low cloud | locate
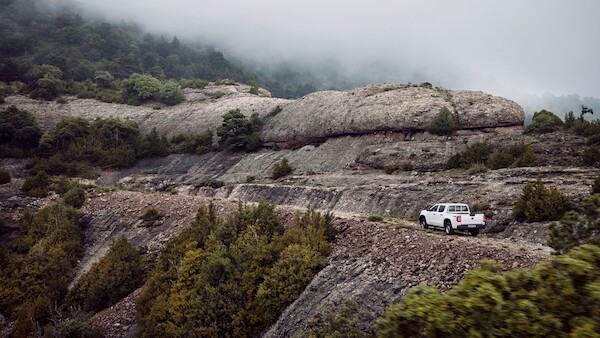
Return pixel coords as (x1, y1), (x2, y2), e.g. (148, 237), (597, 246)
(73, 0), (600, 102)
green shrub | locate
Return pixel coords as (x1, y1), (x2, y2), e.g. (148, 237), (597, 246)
(525, 109), (563, 133)
(67, 236), (144, 313)
(583, 145), (600, 166)
(63, 186), (86, 208)
(0, 204), (83, 336)
(179, 79), (208, 89)
(512, 178), (572, 222)
(401, 162), (414, 171)
(367, 215), (384, 222)
(136, 203), (332, 337)
(170, 130), (213, 154)
(383, 165), (395, 174)
(592, 176), (600, 194)
(245, 175), (256, 183)
(487, 151), (513, 169)
(272, 158), (292, 179)
(96, 89), (123, 103)
(377, 245), (600, 337)
(0, 105), (42, 155)
(249, 86), (259, 95)
(22, 172), (50, 197)
(467, 162), (488, 174)
(216, 109), (262, 152)
(159, 80), (185, 105)
(583, 194), (600, 217)
(548, 212), (600, 254)
(429, 106), (456, 136)
(197, 178), (225, 189)
(446, 142), (490, 169)
(269, 105), (282, 117)
(515, 147), (538, 167)
(0, 167), (10, 184)
(141, 208), (161, 222)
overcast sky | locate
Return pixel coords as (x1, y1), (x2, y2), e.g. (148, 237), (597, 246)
(74, 0), (600, 99)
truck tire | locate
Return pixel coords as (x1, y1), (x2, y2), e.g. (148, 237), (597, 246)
(470, 229), (480, 236)
(419, 216), (428, 229)
(444, 220), (454, 235)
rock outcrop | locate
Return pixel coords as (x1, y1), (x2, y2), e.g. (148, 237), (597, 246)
(3, 83), (523, 146)
(261, 84), (524, 145)
(2, 84), (289, 137)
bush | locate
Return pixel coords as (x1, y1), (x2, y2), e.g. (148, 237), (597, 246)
(136, 203), (332, 337)
(216, 109), (262, 152)
(428, 106), (456, 136)
(159, 80), (185, 105)
(383, 165), (395, 174)
(377, 245), (600, 337)
(197, 178), (225, 189)
(0, 167), (10, 184)
(593, 176), (600, 194)
(487, 151), (513, 169)
(67, 236), (144, 313)
(63, 186), (86, 208)
(467, 162), (488, 174)
(548, 212), (600, 254)
(512, 178), (572, 222)
(272, 158), (292, 179)
(583, 194), (600, 217)
(179, 79), (208, 89)
(140, 208), (161, 222)
(583, 145), (600, 166)
(0, 105), (42, 155)
(525, 109), (563, 133)
(446, 142), (490, 169)
(22, 172), (50, 197)
(269, 105), (282, 117)
(367, 215), (384, 222)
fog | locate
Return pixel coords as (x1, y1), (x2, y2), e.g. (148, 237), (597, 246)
(74, 0), (600, 106)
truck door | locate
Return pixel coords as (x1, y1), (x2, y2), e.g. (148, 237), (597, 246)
(433, 205), (446, 226)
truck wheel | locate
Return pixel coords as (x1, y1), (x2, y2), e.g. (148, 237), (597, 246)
(470, 229), (480, 237)
(420, 217), (428, 229)
(444, 220), (454, 235)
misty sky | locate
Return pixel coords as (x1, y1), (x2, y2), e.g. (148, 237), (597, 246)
(75, 0), (600, 99)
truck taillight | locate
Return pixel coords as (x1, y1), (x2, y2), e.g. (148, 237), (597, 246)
(484, 214), (487, 222)
(457, 215), (461, 222)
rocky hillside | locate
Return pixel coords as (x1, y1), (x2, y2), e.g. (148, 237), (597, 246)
(1, 83), (594, 337)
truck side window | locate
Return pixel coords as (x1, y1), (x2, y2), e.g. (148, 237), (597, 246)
(461, 206), (468, 212)
(449, 206), (455, 212)
(429, 205), (438, 212)
(438, 206), (445, 212)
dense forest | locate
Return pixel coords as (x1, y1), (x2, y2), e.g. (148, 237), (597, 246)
(0, 0), (318, 99)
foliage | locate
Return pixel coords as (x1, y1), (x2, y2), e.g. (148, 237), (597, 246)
(593, 175), (600, 194)
(159, 80), (185, 106)
(512, 178), (572, 222)
(63, 186), (86, 208)
(22, 171), (50, 197)
(272, 157), (293, 179)
(548, 212), (600, 254)
(368, 215), (384, 222)
(137, 127), (170, 158)
(525, 109), (564, 133)
(169, 130), (214, 154)
(445, 142), (490, 169)
(0, 105), (42, 157)
(269, 105), (283, 117)
(140, 208), (161, 222)
(67, 236), (144, 313)
(0, 203), (83, 336)
(428, 106), (456, 136)
(377, 245), (600, 337)
(583, 145), (600, 166)
(197, 178), (225, 189)
(28, 64), (64, 100)
(0, 167), (10, 184)
(216, 109), (262, 151)
(136, 202), (332, 337)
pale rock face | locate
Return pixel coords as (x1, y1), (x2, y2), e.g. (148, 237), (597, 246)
(261, 84), (525, 144)
(2, 82), (524, 146)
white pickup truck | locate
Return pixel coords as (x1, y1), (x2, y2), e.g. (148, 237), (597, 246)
(419, 203), (486, 236)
